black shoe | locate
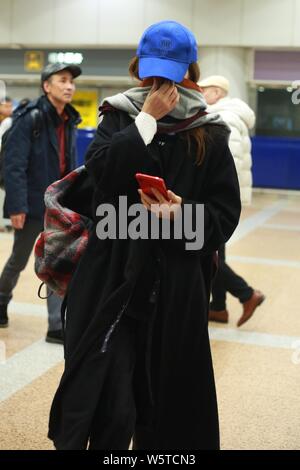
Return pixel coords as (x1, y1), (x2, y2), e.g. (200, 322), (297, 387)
(45, 329), (64, 345)
(0, 304), (8, 328)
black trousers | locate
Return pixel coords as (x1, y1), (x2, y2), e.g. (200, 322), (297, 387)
(210, 244), (253, 311)
(0, 218), (62, 330)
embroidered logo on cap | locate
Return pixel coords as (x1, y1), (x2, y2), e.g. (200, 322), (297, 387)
(160, 38), (172, 56)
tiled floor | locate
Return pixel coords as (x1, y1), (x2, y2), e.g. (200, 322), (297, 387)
(0, 190), (300, 450)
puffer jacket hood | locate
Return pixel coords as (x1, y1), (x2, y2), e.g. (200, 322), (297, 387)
(207, 97), (255, 130)
(205, 96), (255, 206)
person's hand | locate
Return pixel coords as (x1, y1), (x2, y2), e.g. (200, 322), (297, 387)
(10, 213), (26, 230)
(141, 78), (180, 120)
(138, 187), (182, 220)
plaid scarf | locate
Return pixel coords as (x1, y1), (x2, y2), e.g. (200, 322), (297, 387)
(34, 166), (91, 297)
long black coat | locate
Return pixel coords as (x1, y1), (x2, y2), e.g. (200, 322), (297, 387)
(48, 109), (241, 450)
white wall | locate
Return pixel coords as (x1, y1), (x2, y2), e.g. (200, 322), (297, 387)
(1, 0), (300, 48)
(0, 0), (295, 107)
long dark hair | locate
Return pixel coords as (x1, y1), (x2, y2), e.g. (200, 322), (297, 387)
(129, 57), (207, 165)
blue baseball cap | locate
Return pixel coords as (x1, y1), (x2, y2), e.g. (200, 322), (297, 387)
(137, 20), (198, 83)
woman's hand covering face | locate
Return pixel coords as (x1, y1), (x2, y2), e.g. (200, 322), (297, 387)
(141, 78), (180, 120)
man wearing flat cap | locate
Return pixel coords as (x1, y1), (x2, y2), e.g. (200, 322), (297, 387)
(0, 63), (81, 343)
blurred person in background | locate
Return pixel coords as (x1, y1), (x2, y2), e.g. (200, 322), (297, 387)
(0, 64), (81, 344)
(16, 97), (31, 110)
(0, 98), (31, 147)
(0, 97), (13, 232)
(0, 96), (13, 144)
(199, 75), (265, 327)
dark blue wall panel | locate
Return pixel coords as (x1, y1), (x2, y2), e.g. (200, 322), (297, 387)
(76, 129), (95, 167)
(251, 136), (300, 190)
(76, 132), (300, 190)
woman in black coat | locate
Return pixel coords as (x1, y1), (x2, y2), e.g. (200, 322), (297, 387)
(48, 21), (241, 450)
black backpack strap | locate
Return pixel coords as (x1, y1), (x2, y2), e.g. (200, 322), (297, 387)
(30, 108), (42, 139)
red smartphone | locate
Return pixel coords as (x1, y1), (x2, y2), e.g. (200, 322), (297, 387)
(135, 173), (169, 200)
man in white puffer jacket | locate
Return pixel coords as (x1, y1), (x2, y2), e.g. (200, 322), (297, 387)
(199, 75), (254, 205)
(199, 75), (265, 326)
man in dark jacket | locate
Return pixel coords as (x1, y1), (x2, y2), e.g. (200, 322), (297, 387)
(0, 63), (81, 343)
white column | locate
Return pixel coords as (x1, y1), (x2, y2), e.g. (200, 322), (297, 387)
(198, 46), (250, 103)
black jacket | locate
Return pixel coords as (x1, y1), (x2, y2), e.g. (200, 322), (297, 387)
(48, 109), (241, 450)
(3, 96), (81, 220)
